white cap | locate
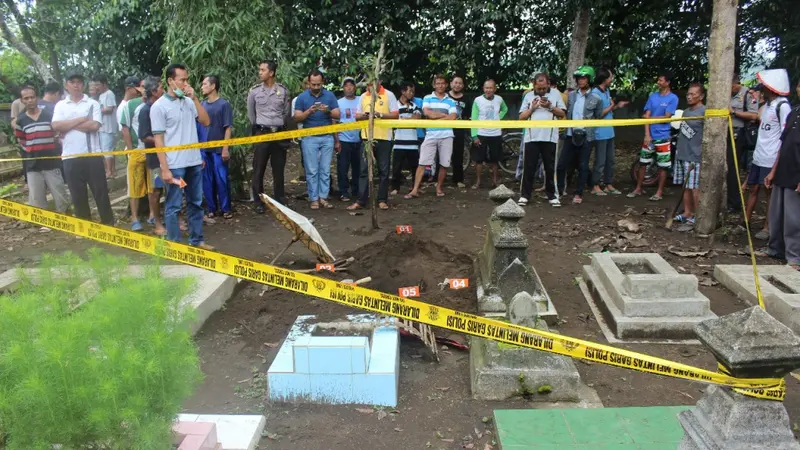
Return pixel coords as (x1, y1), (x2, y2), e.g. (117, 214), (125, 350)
(756, 69), (790, 96)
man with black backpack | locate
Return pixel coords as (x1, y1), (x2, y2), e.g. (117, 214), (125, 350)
(743, 69), (792, 241)
(727, 73), (759, 213)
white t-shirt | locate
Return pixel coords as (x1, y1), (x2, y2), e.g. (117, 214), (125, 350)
(752, 97), (791, 168)
(472, 95), (507, 137)
(116, 99), (129, 130)
(52, 95), (103, 159)
(150, 94), (202, 169)
(98, 89), (117, 134)
(520, 89), (566, 144)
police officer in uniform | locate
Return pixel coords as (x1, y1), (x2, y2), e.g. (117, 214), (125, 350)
(247, 59), (291, 211)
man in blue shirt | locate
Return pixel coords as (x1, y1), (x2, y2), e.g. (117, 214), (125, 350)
(628, 72), (679, 201)
(200, 75), (234, 219)
(334, 77), (360, 202)
(293, 70), (341, 209)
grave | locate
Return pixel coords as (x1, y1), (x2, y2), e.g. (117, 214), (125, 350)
(176, 414), (266, 450)
(714, 264), (800, 335)
(677, 306), (800, 449)
(493, 406), (691, 448)
(475, 185), (558, 325)
(267, 314), (399, 406)
(0, 265), (235, 335)
(580, 252), (716, 340)
(470, 189), (599, 405)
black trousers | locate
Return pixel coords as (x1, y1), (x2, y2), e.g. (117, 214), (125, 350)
(523, 141), (556, 200)
(392, 149), (419, 190)
(63, 156), (114, 225)
(252, 129), (287, 205)
(726, 128), (746, 211)
(451, 130), (465, 183)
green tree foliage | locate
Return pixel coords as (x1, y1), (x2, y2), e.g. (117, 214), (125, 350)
(0, 251), (203, 449)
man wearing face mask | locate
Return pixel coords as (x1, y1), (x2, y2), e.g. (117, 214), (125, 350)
(150, 63), (213, 250)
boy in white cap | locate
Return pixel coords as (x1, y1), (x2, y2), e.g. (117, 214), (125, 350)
(743, 68), (792, 241)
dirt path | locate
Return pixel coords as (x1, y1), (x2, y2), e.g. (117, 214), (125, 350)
(1, 151), (797, 449)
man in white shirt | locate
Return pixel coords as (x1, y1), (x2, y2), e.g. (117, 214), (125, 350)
(52, 70), (115, 225)
(92, 74), (118, 178)
(518, 73), (566, 207)
(744, 69), (792, 241)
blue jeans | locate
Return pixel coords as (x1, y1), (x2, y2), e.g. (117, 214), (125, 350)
(338, 141), (361, 198)
(301, 134), (334, 201)
(202, 151), (231, 214)
(165, 164), (204, 245)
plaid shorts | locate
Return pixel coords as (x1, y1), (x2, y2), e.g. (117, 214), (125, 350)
(639, 138), (671, 168)
(673, 160), (701, 189)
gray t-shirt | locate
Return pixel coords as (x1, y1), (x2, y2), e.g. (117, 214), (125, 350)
(676, 105), (706, 163)
(150, 94), (202, 169)
(98, 90), (117, 134)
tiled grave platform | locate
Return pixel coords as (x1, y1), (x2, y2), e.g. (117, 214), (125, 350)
(267, 314), (399, 406)
(494, 406), (690, 449)
(581, 253), (715, 340)
(714, 264), (800, 335)
(0, 265), (234, 335)
(176, 414), (265, 450)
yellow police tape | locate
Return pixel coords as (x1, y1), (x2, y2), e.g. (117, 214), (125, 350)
(0, 109), (729, 163)
(0, 197), (785, 401)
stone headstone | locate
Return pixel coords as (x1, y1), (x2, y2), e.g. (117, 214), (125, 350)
(678, 306), (800, 449)
(694, 306), (800, 379)
(488, 184), (515, 206)
(508, 291), (538, 328)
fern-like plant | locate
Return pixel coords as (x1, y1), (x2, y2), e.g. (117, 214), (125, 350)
(0, 250), (203, 449)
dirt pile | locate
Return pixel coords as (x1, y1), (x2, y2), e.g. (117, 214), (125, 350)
(338, 232), (477, 313)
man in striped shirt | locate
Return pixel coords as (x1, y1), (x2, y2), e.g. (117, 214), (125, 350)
(14, 85), (69, 213)
(405, 74), (458, 199)
(391, 82), (422, 195)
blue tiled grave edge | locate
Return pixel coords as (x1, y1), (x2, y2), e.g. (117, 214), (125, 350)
(267, 314), (399, 406)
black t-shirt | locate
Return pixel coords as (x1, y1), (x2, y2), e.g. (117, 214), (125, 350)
(137, 101), (160, 169)
(773, 107), (800, 189)
(449, 92), (471, 136)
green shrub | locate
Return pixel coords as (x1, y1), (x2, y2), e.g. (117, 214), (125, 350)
(0, 250), (203, 449)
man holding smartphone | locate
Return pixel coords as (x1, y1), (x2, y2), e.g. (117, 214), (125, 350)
(293, 69), (340, 210)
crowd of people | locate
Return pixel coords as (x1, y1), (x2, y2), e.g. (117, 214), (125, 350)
(7, 61), (800, 268)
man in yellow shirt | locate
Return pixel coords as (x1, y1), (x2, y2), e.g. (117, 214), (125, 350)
(347, 81), (399, 211)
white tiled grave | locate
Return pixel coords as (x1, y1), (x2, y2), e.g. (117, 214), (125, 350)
(0, 265), (235, 335)
(267, 314), (400, 406)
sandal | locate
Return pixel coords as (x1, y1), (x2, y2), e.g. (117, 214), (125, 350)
(404, 192), (419, 200)
(310, 201), (320, 210)
(206, 212), (216, 219)
(572, 196), (583, 204)
(436, 191), (446, 197)
(604, 187), (622, 195)
(223, 212), (234, 219)
(319, 199), (333, 209)
(378, 202), (389, 210)
(649, 194), (663, 201)
(626, 190), (644, 198)
(592, 190), (608, 196)
(673, 214), (688, 223)
(471, 184), (479, 190)
(340, 195), (351, 202)
(346, 203), (363, 210)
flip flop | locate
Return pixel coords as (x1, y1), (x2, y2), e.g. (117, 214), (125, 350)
(592, 191), (608, 196)
(572, 196), (583, 204)
(346, 203), (363, 210)
(310, 201), (320, 210)
(378, 202), (389, 210)
(648, 194), (663, 201)
(223, 212), (234, 219)
(626, 191), (644, 198)
(436, 191), (446, 197)
(605, 188), (622, 195)
(404, 192), (419, 199)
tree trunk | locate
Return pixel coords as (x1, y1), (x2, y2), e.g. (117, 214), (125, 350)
(0, 14), (54, 82)
(696, 0), (738, 235)
(565, 8), (590, 90)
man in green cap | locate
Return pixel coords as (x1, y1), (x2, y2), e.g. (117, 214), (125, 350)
(556, 65), (594, 205)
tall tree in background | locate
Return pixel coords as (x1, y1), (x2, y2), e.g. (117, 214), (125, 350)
(696, 0), (738, 235)
(565, 7), (591, 89)
(0, 0), (55, 82)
